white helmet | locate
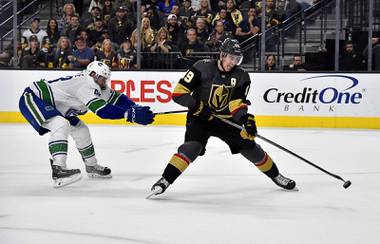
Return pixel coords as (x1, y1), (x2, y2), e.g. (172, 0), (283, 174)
(86, 61), (111, 82)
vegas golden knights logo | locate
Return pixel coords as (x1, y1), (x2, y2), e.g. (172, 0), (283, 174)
(208, 84), (232, 111)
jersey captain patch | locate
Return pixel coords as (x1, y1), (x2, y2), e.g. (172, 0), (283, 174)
(208, 84), (233, 112)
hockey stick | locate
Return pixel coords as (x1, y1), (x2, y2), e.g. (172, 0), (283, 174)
(213, 114), (352, 189)
(153, 110), (188, 115)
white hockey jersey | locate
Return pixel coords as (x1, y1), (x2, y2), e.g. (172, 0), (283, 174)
(29, 72), (121, 117)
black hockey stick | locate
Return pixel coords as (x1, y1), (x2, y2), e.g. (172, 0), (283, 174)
(213, 114), (352, 189)
(153, 110), (188, 115)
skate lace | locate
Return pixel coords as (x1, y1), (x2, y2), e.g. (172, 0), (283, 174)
(274, 174), (290, 185)
(154, 178), (170, 189)
(92, 164), (105, 170)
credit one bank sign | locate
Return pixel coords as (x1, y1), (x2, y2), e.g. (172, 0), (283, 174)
(254, 74), (368, 115)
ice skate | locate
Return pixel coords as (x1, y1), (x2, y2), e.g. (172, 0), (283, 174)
(147, 177), (170, 199)
(50, 159), (82, 188)
(85, 164), (112, 178)
(272, 173), (298, 191)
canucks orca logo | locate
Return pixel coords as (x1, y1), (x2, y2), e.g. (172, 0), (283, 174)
(209, 84), (232, 111)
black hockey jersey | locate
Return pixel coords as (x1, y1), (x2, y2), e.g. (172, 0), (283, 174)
(172, 59), (251, 121)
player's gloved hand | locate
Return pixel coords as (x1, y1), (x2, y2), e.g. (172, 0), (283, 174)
(239, 114), (257, 141)
(189, 100), (212, 121)
(125, 105), (155, 125)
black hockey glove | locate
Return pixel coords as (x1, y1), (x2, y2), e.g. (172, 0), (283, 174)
(189, 100), (212, 121)
(125, 105), (155, 125)
(239, 114), (257, 141)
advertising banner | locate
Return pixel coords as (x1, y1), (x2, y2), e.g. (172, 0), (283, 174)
(1, 70), (379, 128)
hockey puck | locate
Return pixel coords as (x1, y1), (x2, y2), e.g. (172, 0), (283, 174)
(343, 180), (352, 189)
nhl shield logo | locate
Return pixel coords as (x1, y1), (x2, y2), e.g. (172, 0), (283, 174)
(208, 84), (232, 111)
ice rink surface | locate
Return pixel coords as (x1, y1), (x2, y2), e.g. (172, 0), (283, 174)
(0, 124), (379, 244)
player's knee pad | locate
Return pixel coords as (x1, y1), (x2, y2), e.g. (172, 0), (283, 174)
(240, 144), (266, 164)
(177, 141), (203, 162)
(44, 116), (71, 138)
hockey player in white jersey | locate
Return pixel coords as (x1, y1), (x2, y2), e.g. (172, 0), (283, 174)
(19, 61), (155, 187)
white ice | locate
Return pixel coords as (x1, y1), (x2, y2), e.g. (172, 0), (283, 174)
(0, 124), (379, 244)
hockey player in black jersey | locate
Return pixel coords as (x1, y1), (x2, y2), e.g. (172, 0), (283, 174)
(149, 38), (296, 197)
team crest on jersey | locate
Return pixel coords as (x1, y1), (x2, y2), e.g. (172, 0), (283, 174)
(208, 84), (232, 111)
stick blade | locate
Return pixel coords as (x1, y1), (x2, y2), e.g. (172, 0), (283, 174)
(343, 180), (352, 189)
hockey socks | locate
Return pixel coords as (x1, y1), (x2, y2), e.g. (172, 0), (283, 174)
(254, 152), (279, 178)
(162, 153), (191, 184)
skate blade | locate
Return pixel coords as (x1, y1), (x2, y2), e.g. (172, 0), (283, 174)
(146, 188), (162, 199)
(283, 186), (299, 192)
(53, 174), (82, 188)
(87, 173), (112, 179)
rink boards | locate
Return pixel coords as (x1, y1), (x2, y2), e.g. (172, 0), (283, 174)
(1, 70), (379, 129)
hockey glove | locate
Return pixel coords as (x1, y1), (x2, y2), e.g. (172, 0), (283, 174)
(125, 105), (155, 125)
(189, 100), (212, 121)
(240, 114), (257, 141)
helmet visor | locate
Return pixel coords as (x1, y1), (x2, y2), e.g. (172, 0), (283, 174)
(225, 53), (243, 66)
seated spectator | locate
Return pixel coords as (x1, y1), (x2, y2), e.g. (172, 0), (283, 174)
(212, 7), (235, 33)
(63, 15), (83, 44)
(0, 43), (13, 67)
(150, 27), (175, 68)
(235, 7), (260, 42)
(166, 14), (185, 47)
(108, 6), (134, 45)
(363, 34), (380, 71)
(339, 40), (366, 71)
(46, 18), (60, 48)
(88, 0), (103, 13)
(145, 5), (161, 31)
(89, 16), (106, 47)
(226, 0), (243, 28)
(60, 3), (77, 31)
(265, 54), (277, 71)
(92, 29), (114, 53)
(41, 37), (54, 67)
(206, 20), (232, 52)
(179, 0), (195, 28)
(96, 38), (118, 69)
(117, 37), (137, 70)
(22, 17), (48, 46)
(195, 17), (210, 43)
(52, 36), (73, 69)
(256, 0), (281, 28)
(71, 36), (95, 69)
(103, 0), (116, 25)
(82, 6), (101, 29)
(150, 27), (174, 53)
(170, 2), (181, 17)
(9, 45), (23, 68)
(180, 27), (208, 56)
(20, 35), (46, 68)
(130, 17), (155, 52)
(79, 29), (93, 48)
(286, 54), (307, 71)
(193, 0), (214, 29)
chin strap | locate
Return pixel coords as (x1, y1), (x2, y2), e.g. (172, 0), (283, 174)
(218, 59), (227, 72)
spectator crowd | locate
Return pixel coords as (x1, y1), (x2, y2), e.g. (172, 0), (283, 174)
(0, 0), (379, 71)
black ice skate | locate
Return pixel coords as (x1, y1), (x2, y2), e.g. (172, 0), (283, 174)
(85, 164), (112, 178)
(50, 159), (82, 188)
(146, 177), (170, 199)
(272, 173), (298, 191)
